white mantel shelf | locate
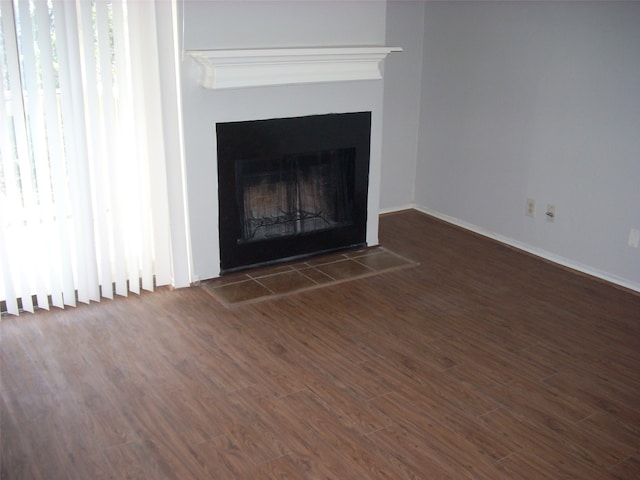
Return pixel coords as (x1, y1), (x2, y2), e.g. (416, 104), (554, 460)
(186, 46), (403, 90)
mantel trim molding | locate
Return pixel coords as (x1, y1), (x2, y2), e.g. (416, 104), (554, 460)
(186, 46), (403, 90)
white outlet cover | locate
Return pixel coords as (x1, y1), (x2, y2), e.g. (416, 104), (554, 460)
(526, 199), (535, 217)
(628, 228), (640, 248)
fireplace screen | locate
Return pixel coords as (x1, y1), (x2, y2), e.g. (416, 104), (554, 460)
(237, 149), (355, 243)
(217, 112), (370, 272)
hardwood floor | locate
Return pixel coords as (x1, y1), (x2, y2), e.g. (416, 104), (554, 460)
(2, 209), (639, 479)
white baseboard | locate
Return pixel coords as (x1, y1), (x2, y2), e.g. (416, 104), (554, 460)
(379, 204), (417, 216)
(382, 205), (640, 294)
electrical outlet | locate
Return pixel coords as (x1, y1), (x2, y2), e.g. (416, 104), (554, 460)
(545, 204), (556, 222)
(525, 198), (535, 218)
(629, 228), (640, 248)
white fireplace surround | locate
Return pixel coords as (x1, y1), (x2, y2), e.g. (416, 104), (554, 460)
(186, 46), (402, 89)
(182, 44), (398, 280)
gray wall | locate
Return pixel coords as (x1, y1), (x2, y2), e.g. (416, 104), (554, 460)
(412, 1), (640, 288)
(381, 0), (424, 210)
(183, 0), (386, 49)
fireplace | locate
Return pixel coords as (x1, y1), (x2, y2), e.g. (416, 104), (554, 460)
(217, 112), (371, 273)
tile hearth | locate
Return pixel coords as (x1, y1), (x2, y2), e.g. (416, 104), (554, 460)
(201, 246), (417, 306)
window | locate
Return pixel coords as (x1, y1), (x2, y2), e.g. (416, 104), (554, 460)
(0, 0), (174, 315)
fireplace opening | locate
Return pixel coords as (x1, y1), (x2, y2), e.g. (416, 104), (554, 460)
(217, 112), (371, 273)
(237, 148), (356, 243)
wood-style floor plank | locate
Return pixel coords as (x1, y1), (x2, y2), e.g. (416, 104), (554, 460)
(2, 209), (639, 479)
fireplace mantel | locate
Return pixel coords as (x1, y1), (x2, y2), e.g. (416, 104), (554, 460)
(186, 46), (402, 89)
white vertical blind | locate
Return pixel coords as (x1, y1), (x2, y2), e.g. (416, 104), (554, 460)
(0, 0), (173, 316)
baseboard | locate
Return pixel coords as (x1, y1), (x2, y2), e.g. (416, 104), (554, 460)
(384, 205), (640, 294)
(379, 204), (417, 216)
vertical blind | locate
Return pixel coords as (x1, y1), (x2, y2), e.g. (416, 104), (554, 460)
(0, 0), (172, 316)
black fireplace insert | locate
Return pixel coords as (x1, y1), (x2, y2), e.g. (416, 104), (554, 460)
(217, 112), (371, 273)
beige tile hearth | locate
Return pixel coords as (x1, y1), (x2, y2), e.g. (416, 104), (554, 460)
(257, 270), (318, 295)
(202, 246), (418, 306)
(210, 279), (272, 304)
